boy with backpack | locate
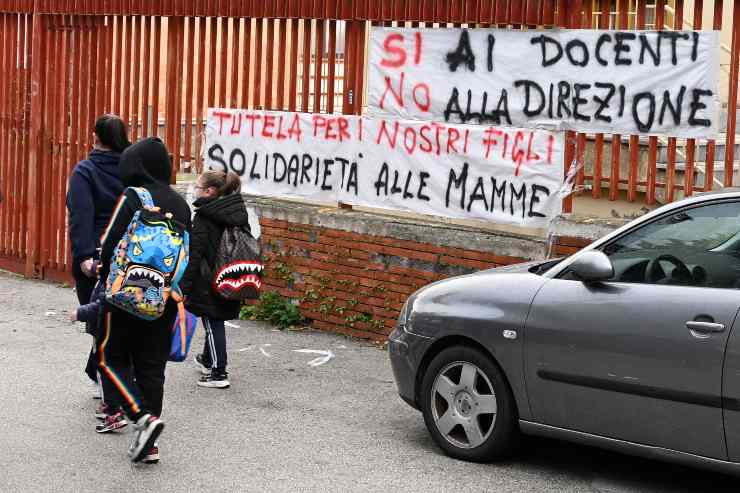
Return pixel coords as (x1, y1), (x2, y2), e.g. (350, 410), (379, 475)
(180, 170), (260, 389)
(97, 137), (191, 463)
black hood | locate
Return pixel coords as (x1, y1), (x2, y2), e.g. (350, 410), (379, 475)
(119, 137), (172, 187)
(194, 193), (249, 227)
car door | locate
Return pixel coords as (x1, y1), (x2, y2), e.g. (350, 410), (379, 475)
(524, 199), (740, 460)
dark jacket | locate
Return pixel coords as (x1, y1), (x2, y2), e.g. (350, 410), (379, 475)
(99, 138), (192, 284)
(76, 281), (105, 336)
(180, 193), (250, 320)
(66, 149), (124, 262)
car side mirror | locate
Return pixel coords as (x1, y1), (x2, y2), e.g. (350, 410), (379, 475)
(569, 251), (614, 282)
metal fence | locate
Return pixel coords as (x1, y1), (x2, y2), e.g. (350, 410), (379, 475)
(0, 0), (737, 280)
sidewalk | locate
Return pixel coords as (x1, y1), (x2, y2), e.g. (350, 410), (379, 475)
(0, 270), (732, 493)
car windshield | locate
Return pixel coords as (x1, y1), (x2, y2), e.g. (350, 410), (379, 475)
(604, 202), (740, 255)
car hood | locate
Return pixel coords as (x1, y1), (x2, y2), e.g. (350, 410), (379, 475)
(406, 264), (550, 339)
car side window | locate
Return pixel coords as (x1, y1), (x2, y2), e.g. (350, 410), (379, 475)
(595, 201), (740, 288)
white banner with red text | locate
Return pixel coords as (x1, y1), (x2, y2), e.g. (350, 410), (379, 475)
(205, 108), (565, 228)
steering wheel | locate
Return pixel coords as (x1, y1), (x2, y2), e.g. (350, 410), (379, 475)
(645, 254), (692, 284)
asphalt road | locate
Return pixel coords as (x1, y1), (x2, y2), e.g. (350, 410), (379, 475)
(0, 270), (737, 493)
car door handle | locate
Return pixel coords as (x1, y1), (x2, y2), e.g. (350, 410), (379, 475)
(686, 321), (726, 333)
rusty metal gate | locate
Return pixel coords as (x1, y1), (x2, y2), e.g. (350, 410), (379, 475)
(0, 0), (738, 281)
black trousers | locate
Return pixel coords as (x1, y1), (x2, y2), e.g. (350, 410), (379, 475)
(201, 317), (227, 374)
(73, 262), (98, 383)
(98, 304), (174, 420)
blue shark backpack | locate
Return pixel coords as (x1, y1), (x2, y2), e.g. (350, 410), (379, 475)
(105, 187), (190, 321)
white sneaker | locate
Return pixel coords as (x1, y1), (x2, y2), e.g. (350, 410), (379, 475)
(197, 373), (230, 389)
(128, 414), (165, 463)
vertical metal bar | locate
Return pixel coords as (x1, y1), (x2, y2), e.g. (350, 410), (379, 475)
(289, 17), (299, 111)
(94, 17), (105, 120)
(18, 13), (30, 263)
(704, 0), (719, 192)
(666, 138), (677, 201)
(35, 16), (53, 264)
(241, 16), (252, 109)
(207, 15), (217, 110)
(353, 20), (365, 115)
(165, 14), (177, 153)
(151, 15), (162, 137)
(608, 0), (625, 202)
(85, 18), (96, 151)
(265, 17), (274, 109)
(326, 19), (336, 114)
(56, 22), (70, 270)
(173, 15), (184, 178)
(9, 12), (19, 256)
(26, 10), (45, 276)
(141, 15), (151, 136)
(313, 18), (324, 113)
(254, 17), (263, 108)
(195, 15), (207, 172)
(0, 13), (7, 255)
(724, 0), (740, 187)
(217, 16), (228, 108)
(113, 15), (122, 114)
(646, 134), (658, 204)
(105, 14), (114, 112)
(184, 16), (195, 165)
(230, 15), (239, 107)
(121, 15), (130, 124)
(301, 18), (311, 112)
(130, 14), (141, 140)
(276, 18), (286, 110)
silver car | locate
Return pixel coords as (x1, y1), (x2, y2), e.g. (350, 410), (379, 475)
(389, 189), (740, 475)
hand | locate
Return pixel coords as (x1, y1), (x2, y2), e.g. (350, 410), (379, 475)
(69, 310), (78, 322)
(80, 259), (96, 278)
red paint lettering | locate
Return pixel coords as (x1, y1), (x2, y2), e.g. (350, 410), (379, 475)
(313, 115), (327, 137)
(482, 127), (503, 159)
(419, 125), (433, 153)
(376, 120), (400, 149)
(325, 118), (338, 140)
(414, 32), (422, 65)
(513, 131), (526, 176)
(287, 113), (302, 142)
(447, 127), (460, 154)
(525, 132), (540, 162)
(276, 115), (288, 140)
(403, 127), (417, 155)
(337, 117), (351, 142)
(229, 112), (243, 134)
(262, 115), (276, 138)
(213, 110), (232, 135)
(380, 33), (407, 68)
(244, 113), (261, 137)
(547, 135), (554, 163)
(411, 83), (431, 112)
(380, 73), (405, 110)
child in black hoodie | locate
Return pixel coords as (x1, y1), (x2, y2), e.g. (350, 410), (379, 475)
(97, 137), (191, 464)
(180, 170), (249, 389)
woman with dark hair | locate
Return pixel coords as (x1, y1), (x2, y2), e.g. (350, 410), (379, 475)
(66, 114), (130, 393)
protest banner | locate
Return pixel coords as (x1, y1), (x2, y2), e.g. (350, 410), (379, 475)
(368, 27), (720, 138)
(205, 108), (565, 228)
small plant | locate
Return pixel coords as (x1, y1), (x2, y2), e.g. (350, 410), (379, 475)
(240, 291), (303, 330)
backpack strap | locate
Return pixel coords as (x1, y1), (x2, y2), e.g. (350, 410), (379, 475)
(128, 187), (154, 209)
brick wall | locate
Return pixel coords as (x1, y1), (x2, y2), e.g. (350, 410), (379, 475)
(258, 217), (530, 341)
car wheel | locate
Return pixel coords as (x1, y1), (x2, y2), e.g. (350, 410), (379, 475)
(420, 345), (518, 462)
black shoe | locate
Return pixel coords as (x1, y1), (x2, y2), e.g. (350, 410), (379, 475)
(197, 372), (230, 389)
(194, 353), (211, 376)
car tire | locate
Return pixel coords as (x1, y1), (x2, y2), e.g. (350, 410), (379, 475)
(420, 345), (518, 462)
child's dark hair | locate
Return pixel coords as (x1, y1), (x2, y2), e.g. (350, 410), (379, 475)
(200, 170), (241, 196)
(94, 114), (131, 153)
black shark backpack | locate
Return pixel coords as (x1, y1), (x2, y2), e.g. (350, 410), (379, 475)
(211, 224), (263, 300)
